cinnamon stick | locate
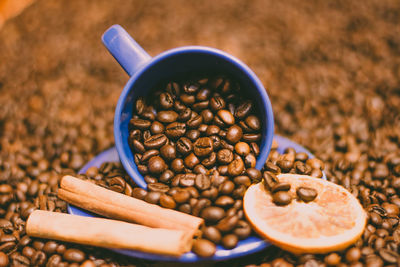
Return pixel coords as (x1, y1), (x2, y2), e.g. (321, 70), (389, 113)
(58, 175), (203, 237)
(26, 210), (192, 256)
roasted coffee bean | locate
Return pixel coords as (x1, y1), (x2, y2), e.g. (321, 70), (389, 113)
(201, 109), (214, 124)
(157, 110), (179, 123)
(159, 92), (174, 109)
(173, 189), (191, 203)
(216, 215), (239, 232)
(159, 194), (176, 209)
(245, 115), (261, 131)
(215, 195), (235, 207)
(205, 125), (220, 136)
(192, 198), (212, 217)
(186, 186), (200, 198)
(235, 101), (252, 119)
(132, 140), (146, 153)
(196, 88), (211, 101)
(200, 206), (225, 222)
(228, 157), (245, 176)
(141, 149), (159, 163)
(211, 174), (228, 187)
(184, 153), (200, 169)
(217, 149), (234, 164)
(246, 168), (262, 183)
(273, 191), (292, 206)
(217, 110), (235, 125)
(43, 241), (58, 254)
(203, 226), (222, 244)
(378, 248), (398, 263)
(63, 249), (85, 263)
(177, 137), (193, 155)
(0, 252), (8, 267)
(226, 125), (243, 144)
(345, 247), (361, 262)
(235, 142), (251, 156)
(150, 121), (165, 134)
(148, 156), (167, 174)
(232, 185), (247, 199)
(271, 182), (291, 193)
(144, 191), (161, 204)
(160, 144), (176, 161)
(187, 115), (203, 129)
(242, 133), (261, 142)
(171, 158), (185, 173)
(264, 171), (279, 190)
(165, 122), (186, 139)
(195, 174), (211, 191)
(221, 234), (238, 249)
(130, 118), (151, 130)
(194, 164), (207, 174)
(219, 180), (235, 195)
(144, 134), (168, 149)
(178, 107), (192, 122)
(144, 175), (157, 184)
(192, 239), (216, 258)
(209, 96), (226, 111)
(186, 129), (201, 141)
(233, 175), (252, 187)
(148, 183), (169, 193)
(234, 220), (252, 240)
(296, 187), (318, 202)
(193, 137), (213, 157)
(201, 187), (219, 200)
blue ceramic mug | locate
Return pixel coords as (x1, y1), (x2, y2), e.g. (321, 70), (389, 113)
(102, 25), (274, 189)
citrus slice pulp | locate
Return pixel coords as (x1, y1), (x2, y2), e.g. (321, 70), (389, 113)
(243, 174), (367, 254)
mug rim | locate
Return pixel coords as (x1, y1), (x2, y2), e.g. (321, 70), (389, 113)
(114, 45), (274, 189)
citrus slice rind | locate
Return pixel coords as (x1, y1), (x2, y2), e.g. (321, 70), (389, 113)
(243, 174), (367, 254)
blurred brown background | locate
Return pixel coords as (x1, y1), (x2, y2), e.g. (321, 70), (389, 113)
(0, 0), (399, 266)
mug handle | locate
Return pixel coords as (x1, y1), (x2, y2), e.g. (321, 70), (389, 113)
(102, 25), (151, 77)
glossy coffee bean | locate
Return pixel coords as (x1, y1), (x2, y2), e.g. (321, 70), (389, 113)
(217, 110), (235, 125)
(226, 125), (243, 144)
(234, 220), (252, 240)
(235, 142), (251, 156)
(221, 234), (238, 249)
(271, 182), (291, 193)
(144, 191), (161, 204)
(159, 194), (176, 209)
(193, 137), (213, 157)
(203, 226), (222, 244)
(273, 191), (292, 206)
(216, 215), (239, 232)
(200, 206), (225, 222)
(192, 239), (216, 258)
(160, 144), (176, 161)
(296, 187), (318, 202)
(165, 122), (186, 139)
(144, 134), (168, 149)
(195, 174), (211, 191)
(148, 156), (167, 174)
(63, 249), (85, 263)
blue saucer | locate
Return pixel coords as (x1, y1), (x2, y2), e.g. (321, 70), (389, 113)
(68, 135), (324, 262)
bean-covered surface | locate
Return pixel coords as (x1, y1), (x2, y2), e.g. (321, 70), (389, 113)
(0, 0), (399, 266)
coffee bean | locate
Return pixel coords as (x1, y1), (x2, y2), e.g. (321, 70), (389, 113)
(226, 125), (243, 144)
(200, 206), (225, 222)
(201, 187), (218, 200)
(183, 153), (199, 169)
(132, 140), (145, 154)
(296, 187), (318, 202)
(234, 220), (252, 240)
(235, 142), (251, 156)
(177, 137), (193, 155)
(192, 239), (216, 258)
(378, 248), (398, 263)
(203, 226), (221, 244)
(210, 96), (226, 111)
(165, 122), (186, 139)
(242, 133), (261, 142)
(345, 247), (361, 262)
(130, 118), (151, 130)
(271, 182), (291, 193)
(144, 134), (168, 149)
(150, 121), (165, 134)
(179, 173), (196, 187)
(233, 175), (251, 187)
(43, 241), (58, 254)
(217, 110), (235, 125)
(186, 129), (201, 141)
(0, 252), (8, 267)
(141, 149), (159, 163)
(192, 198), (212, 217)
(178, 107), (192, 122)
(216, 215), (239, 232)
(196, 88), (211, 101)
(244, 115), (261, 131)
(228, 157), (245, 176)
(194, 164), (207, 174)
(217, 149), (234, 164)
(159, 92), (174, 109)
(215, 195), (235, 207)
(156, 110), (179, 123)
(187, 115), (203, 129)
(273, 191), (292, 206)
(171, 158), (185, 173)
(144, 191), (161, 204)
(195, 174), (211, 191)
(63, 249), (85, 263)
(201, 109), (214, 123)
(324, 253), (341, 266)
(159, 194), (176, 209)
(160, 144), (176, 161)
(148, 183), (169, 193)
(148, 156), (167, 174)
(172, 189), (190, 203)
(219, 180), (235, 195)
(193, 137), (213, 157)
(234, 101), (252, 119)
(221, 234), (238, 249)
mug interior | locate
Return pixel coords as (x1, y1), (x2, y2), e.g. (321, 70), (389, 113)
(115, 47), (274, 188)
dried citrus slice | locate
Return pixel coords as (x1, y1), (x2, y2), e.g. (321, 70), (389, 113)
(243, 173), (367, 254)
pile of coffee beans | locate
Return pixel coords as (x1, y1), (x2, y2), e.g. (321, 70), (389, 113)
(129, 74), (262, 182)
